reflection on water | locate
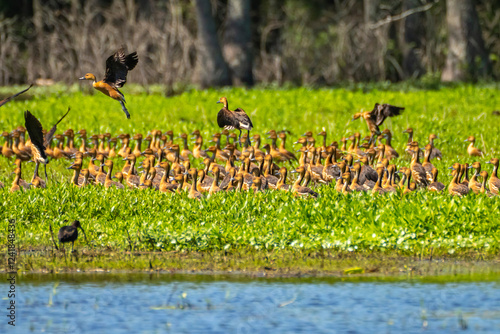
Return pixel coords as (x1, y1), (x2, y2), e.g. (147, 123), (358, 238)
(2, 273), (500, 333)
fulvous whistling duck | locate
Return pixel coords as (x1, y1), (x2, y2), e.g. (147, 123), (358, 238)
(372, 167), (389, 195)
(382, 165), (397, 193)
(291, 166), (318, 198)
(448, 164), (469, 196)
(353, 103), (404, 142)
(422, 144), (435, 183)
(117, 133), (130, 157)
(58, 220), (87, 252)
(220, 167), (237, 190)
(67, 162), (84, 187)
(13, 159), (31, 189)
(428, 168), (445, 192)
(251, 176), (263, 193)
(340, 172), (353, 194)
(461, 163), (470, 187)
(93, 154), (107, 185)
(381, 129), (399, 159)
(208, 166), (222, 195)
(468, 162), (482, 194)
(192, 130), (209, 159)
(10, 168), (25, 192)
(139, 179), (153, 190)
(349, 163), (366, 192)
(278, 131), (298, 162)
(11, 130), (31, 161)
(0, 84), (32, 108)
(465, 136), (483, 157)
(216, 97), (253, 147)
(178, 133), (193, 160)
(406, 141), (428, 187)
(63, 129), (78, 155)
(322, 147), (341, 183)
(1, 132), (14, 158)
(24, 109), (69, 182)
(188, 168), (203, 199)
(132, 133), (143, 157)
(123, 154), (140, 188)
(357, 156), (377, 187)
(103, 160), (124, 189)
(276, 167), (291, 191)
(485, 158), (499, 195)
(79, 48), (138, 119)
(400, 167), (414, 195)
(79, 169), (90, 187)
(479, 171), (495, 197)
(108, 137), (118, 158)
(427, 134), (442, 160)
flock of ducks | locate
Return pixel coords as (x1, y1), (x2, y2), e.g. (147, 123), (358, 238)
(0, 48), (498, 201)
(2, 119), (499, 199)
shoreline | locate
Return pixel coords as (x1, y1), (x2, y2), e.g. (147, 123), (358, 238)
(2, 248), (499, 279)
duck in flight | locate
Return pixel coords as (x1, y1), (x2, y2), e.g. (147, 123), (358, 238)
(24, 108), (70, 182)
(79, 48), (138, 119)
(216, 97), (253, 147)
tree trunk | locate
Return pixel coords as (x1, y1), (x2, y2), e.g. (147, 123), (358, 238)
(223, 0), (254, 86)
(363, 0), (386, 80)
(401, 0), (425, 78)
(441, 0), (490, 82)
(192, 0), (232, 88)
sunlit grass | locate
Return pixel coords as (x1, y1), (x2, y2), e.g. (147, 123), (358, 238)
(0, 85), (499, 255)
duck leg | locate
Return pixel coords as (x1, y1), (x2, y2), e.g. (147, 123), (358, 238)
(71, 241), (74, 253)
(238, 129), (242, 148)
(44, 163), (48, 183)
(32, 161), (39, 184)
(247, 130), (251, 146)
(120, 101), (131, 119)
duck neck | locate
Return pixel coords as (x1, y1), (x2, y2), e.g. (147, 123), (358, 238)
(279, 136), (286, 150)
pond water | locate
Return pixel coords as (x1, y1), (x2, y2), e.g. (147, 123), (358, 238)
(2, 273), (499, 333)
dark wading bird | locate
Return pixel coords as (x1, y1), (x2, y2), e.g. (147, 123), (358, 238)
(24, 108), (70, 182)
(353, 103), (405, 143)
(216, 97), (253, 147)
(0, 84), (32, 108)
(79, 48), (138, 119)
(58, 220), (87, 252)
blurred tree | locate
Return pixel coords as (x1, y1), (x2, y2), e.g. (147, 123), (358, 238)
(192, 0), (231, 88)
(223, 0), (254, 86)
(402, 0), (425, 78)
(441, 0), (490, 81)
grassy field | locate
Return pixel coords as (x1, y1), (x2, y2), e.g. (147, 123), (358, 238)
(1, 84), (499, 274)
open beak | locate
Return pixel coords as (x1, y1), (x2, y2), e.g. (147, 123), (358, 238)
(78, 76), (86, 80)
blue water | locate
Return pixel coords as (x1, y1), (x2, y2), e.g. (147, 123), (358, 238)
(2, 274), (500, 333)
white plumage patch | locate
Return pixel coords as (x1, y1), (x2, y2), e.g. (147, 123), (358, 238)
(224, 125), (235, 130)
(239, 122), (251, 130)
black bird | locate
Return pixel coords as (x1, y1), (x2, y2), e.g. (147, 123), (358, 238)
(24, 108), (70, 183)
(216, 97), (253, 147)
(0, 84), (33, 108)
(58, 220), (87, 252)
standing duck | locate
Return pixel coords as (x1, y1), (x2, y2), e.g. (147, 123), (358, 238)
(58, 220), (87, 252)
(485, 158), (499, 195)
(465, 136), (483, 157)
(428, 168), (445, 192)
(448, 164), (469, 196)
(468, 162), (482, 194)
(427, 134), (442, 160)
(79, 48), (138, 118)
(216, 97), (253, 147)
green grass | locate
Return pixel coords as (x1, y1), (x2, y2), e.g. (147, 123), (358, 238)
(1, 84), (499, 263)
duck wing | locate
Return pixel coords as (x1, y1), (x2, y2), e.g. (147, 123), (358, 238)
(0, 84), (33, 108)
(44, 108), (70, 147)
(24, 111), (45, 152)
(374, 103), (405, 126)
(104, 48), (138, 88)
(233, 108), (253, 130)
